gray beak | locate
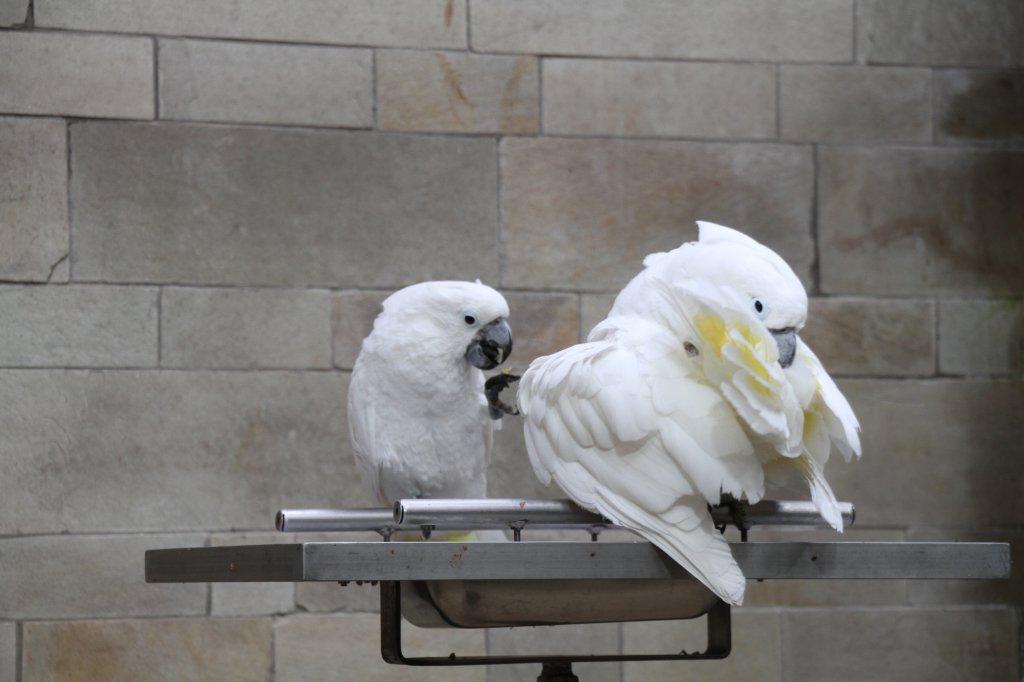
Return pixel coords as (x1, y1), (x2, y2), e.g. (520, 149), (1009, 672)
(770, 328), (797, 369)
(465, 317), (513, 370)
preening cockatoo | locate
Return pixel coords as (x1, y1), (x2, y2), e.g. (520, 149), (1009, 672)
(348, 281), (514, 508)
(518, 222), (861, 605)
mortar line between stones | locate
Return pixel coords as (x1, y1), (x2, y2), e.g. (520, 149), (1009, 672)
(810, 144), (822, 295)
(933, 298), (941, 377)
(495, 136), (506, 288)
(852, 0), (861, 65)
(64, 120), (73, 282)
(15, 620), (23, 682)
(464, 0), (473, 52)
(774, 62), (781, 140)
(370, 48), (378, 129)
(156, 287), (163, 367)
(153, 36), (160, 119)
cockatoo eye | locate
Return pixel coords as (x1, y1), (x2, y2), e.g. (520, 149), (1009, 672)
(462, 310), (479, 326)
(752, 297), (768, 318)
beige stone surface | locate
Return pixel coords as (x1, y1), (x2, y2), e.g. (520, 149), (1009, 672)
(0, 117), (68, 281)
(503, 292), (579, 368)
(209, 531), (295, 616)
(936, 69), (1024, 144)
(36, 0), (465, 48)
(22, 618), (272, 682)
(801, 298), (935, 377)
(501, 138), (815, 292)
(580, 294), (617, 340)
(907, 528), (1023, 607)
(0, 370), (360, 534)
(488, 420), (557, 501)
(159, 40), (372, 127)
(488, 623), (620, 682)
(471, 0), (853, 61)
(71, 122), (499, 287)
(332, 290), (388, 370)
(0, 534), (206, 619)
(782, 607), (1018, 680)
(378, 51), (537, 134)
(162, 287), (332, 369)
(543, 59), (775, 139)
(274, 614), (485, 681)
(0, 621), (14, 682)
(624, 611), (782, 681)
(826, 379), (1024, 527)
(0, 285), (157, 367)
(861, 0), (1024, 66)
(0, 0), (27, 26)
(939, 299), (1023, 376)
(780, 66), (931, 143)
(0, 32), (153, 118)
(819, 147), (1024, 295)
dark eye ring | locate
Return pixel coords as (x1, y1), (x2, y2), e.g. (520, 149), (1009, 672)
(464, 314), (477, 325)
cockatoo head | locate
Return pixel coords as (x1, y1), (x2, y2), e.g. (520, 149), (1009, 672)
(373, 280), (513, 370)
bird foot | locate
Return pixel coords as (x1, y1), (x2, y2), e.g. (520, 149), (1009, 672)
(485, 371), (521, 419)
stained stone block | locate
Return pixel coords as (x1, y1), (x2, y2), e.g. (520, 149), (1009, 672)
(543, 60), (775, 139)
(861, 0), (1024, 66)
(0, 117), (68, 281)
(503, 293), (579, 368)
(471, 0), (853, 62)
(0, 32), (153, 118)
(907, 528), (1024, 607)
(819, 147), (1024, 295)
(378, 51), (538, 134)
(22, 618), (272, 682)
(0, 534), (206, 619)
(780, 66), (931, 143)
(0, 0), (27, 26)
(0, 370), (361, 534)
(580, 294), (617, 340)
(332, 290), (388, 370)
(162, 287), (332, 369)
(71, 122), (499, 287)
(488, 623), (620, 682)
(825, 379), (1024, 528)
(488, 418), (556, 501)
(274, 614), (485, 681)
(36, 0), (465, 49)
(159, 40), (373, 128)
(0, 622), (13, 682)
(0, 286), (157, 367)
(938, 299), (1023, 376)
(623, 611), (782, 681)
(936, 70), (1024, 144)
(501, 138), (814, 292)
(801, 298), (935, 377)
(782, 608), (1018, 681)
(209, 532), (295, 616)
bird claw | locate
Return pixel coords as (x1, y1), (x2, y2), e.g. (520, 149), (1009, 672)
(485, 372), (521, 419)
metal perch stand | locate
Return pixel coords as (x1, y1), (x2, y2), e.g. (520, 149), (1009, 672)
(146, 498), (1010, 680)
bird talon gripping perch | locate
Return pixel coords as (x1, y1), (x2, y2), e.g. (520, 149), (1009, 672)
(485, 371), (521, 419)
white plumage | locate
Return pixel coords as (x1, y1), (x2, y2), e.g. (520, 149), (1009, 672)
(518, 222), (861, 604)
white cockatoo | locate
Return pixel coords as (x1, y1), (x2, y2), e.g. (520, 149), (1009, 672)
(518, 222), (860, 604)
(348, 281), (515, 509)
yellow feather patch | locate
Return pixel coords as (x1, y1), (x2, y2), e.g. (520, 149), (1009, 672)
(694, 313), (728, 356)
(695, 312), (771, 383)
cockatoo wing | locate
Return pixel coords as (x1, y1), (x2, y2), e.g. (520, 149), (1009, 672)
(519, 320), (762, 605)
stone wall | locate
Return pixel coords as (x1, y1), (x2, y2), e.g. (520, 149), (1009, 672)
(1, 1), (1022, 680)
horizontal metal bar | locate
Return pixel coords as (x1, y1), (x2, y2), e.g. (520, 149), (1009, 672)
(146, 541), (1010, 584)
(276, 499), (855, 533)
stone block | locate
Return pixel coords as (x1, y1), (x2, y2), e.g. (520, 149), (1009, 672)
(159, 40), (372, 128)
(71, 122), (499, 287)
(624, 611), (782, 681)
(0, 285), (157, 367)
(939, 299), (1023, 376)
(0, 117), (68, 281)
(861, 0), (1024, 66)
(501, 138), (814, 292)
(0, 370), (361, 534)
(36, 0), (465, 49)
(332, 290), (388, 370)
(818, 147), (1024, 295)
(0, 621), (13, 682)
(162, 287), (332, 369)
(782, 608), (1018, 681)
(209, 532), (295, 616)
(0, 534), (206, 619)
(0, 0), (27, 26)
(22, 618), (272, 682)
(488, 623), (620, 682)
(503, 293), (579, 369)
(274, 614), (485, 681)
(801, 298), (935, 377)
(580, 294), (617, 340)
(780, 66), (931, 143)
(471, 0), (853, 62)
(825, 379), (1024, 528)
(488, 419), (558, 501)
(907, 528), (1024, 607)
(543, 59), (775, 139)
(936, 70), (1024, 145)
(293, 531), (383, 614)
(378, 51), (537, 134)
(0, 32), (153, 118)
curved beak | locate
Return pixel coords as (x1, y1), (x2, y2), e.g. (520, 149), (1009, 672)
(770, 328), (797, 369)
(465, 318), (513, 370)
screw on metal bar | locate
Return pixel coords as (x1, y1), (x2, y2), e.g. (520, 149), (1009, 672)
(509, 521), (526, 542)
